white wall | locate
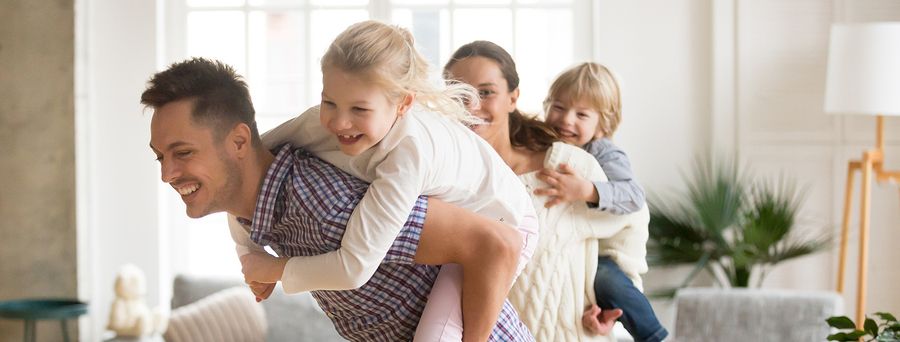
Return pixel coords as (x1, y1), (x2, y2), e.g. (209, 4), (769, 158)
(77, 0), (164, 339)
(593, 0), (714, 330)
(593, 0), (900, 333)
(731, 0), (900, 322)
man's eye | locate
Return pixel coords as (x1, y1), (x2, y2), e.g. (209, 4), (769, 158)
(154, 156), (163, 162)
(176, 151), (192, 157)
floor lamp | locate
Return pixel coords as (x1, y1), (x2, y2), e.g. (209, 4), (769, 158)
(825, 22), (900, 326)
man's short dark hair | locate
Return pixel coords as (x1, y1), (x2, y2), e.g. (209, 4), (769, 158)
(141, 57), (260, 144)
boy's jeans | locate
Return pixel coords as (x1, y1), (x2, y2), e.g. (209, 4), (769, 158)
(594, 256), (669, 342)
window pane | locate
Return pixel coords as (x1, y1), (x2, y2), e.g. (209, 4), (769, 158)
(452, 9), (512, 52)
(517, 0), (572, 4)
(455, 0), (511, 4)
(308, 10), (369, 103)
(187, 11), (247, 73)
(392, 0), (448, 4)
(310, 0), (368, 5)
(185, 213), (241, 276)
(248, 11), (308, 115)
(516, 8), (573, 113)
(392, 9), (450, 68)
(188, 0), (244, 7)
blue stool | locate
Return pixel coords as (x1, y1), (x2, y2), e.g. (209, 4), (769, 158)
(0, 299), (88, 342)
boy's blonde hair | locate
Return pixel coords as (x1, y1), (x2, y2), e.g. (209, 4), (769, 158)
(322, 20), (479, 124)
(544, 62), (622, 138)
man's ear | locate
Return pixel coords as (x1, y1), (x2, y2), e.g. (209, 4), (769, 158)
(397, 93), (415, 118)
(507, 88), (520, 113)
(229, 123), (253, 157)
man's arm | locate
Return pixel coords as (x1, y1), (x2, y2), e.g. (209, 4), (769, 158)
(414, 199), (522, 342)
(228, 216), (277, 300)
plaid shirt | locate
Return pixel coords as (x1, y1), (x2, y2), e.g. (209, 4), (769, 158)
(244, 145), (534, 341)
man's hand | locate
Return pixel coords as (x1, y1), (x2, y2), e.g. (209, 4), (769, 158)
(533, 163), (599, 208)
(582, 304), (623, 335)
(239, 252), (287, 285)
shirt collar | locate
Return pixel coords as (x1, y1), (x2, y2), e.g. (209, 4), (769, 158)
(248, 144), (295, 246)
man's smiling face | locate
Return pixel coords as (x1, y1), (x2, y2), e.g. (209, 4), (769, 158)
(149, 99), (241, 218)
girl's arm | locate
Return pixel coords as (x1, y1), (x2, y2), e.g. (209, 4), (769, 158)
(277, 137), (428, 292)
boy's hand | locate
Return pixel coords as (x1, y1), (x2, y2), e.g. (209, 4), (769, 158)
(239, 252), (287, 285)
(582, 304), (623, 335)
(534, 163), (600, 208)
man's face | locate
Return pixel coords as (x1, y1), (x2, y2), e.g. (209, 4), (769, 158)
(149, 99), (242, 218)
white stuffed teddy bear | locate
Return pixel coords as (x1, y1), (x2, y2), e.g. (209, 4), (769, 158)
(107, 264), (168, 337)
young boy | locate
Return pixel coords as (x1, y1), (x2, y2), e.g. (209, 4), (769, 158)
(535, 62), (669, 342)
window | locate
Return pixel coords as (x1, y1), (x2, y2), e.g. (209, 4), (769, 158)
(164, 0), (591, 276)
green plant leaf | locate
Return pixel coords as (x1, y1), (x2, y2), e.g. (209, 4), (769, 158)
(866, 318), (880, 337)
(846, 330), (868, 340)
(827, 316), (857, 329)
(876, 312), (898, 323)
(827, 331), (867, 341)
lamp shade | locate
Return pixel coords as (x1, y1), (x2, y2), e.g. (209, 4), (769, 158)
(825, 22), (900, 116)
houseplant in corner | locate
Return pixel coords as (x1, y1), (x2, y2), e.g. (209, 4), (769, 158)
(826, 312), (899, 341)
(646, 157), (829, 295)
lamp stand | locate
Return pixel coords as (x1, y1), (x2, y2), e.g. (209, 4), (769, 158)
(836, 115), (900, 326)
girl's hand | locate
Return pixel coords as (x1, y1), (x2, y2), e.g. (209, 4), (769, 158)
(248, 281), (276, 302)
(534, 163), (600, 208)
(239, 252), (287, 285)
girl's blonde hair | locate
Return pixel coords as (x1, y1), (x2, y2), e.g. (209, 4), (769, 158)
(322, 20), (479, 124)
(544, 62), (622, 138)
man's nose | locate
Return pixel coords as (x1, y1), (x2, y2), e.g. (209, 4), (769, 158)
(160, 159), (180, 184)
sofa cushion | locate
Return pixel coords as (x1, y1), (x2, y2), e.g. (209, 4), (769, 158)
(674, 288), (842, 342)
(164, 287), (266, 342)
(171, 274), (344, 342)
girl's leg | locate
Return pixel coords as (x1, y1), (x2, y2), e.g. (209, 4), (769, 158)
(412, 204), (539, 341)
(413, 264), (464, 341)
(413, 199), (522, 341)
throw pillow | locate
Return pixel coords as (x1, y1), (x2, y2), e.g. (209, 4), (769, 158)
(163, 286), (266, 342)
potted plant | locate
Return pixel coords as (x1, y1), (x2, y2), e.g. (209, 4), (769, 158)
(826, 312), (899, 341)
(646, 157), (829, 295)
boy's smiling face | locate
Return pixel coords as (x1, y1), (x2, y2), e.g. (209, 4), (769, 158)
(544, 95), (603, 146)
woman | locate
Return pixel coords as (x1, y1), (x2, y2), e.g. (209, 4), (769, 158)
(444, 41), (650, 342)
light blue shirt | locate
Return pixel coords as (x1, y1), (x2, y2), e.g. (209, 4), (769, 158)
(583, 138), (646, 215)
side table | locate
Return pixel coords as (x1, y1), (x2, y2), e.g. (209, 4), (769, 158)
(0, 298), (88, 342)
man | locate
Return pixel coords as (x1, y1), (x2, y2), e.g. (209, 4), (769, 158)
(144, 57), (533, 341)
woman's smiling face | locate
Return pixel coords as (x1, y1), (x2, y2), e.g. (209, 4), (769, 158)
(445, 56), (518, 146)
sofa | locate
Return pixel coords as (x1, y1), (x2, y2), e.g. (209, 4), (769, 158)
(169, 274), (344, 342)
(673, 287), (843, 342)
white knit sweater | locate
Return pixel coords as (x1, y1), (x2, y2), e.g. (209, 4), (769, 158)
(508, 142), (650, 342)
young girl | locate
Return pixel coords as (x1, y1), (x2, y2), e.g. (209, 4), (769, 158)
(536, 62), (668, 342)
(255, 21), (538, 341)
